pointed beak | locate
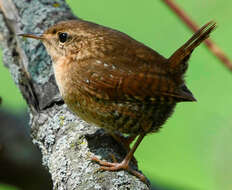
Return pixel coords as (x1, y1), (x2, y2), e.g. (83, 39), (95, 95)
(18, 33), (44, 40)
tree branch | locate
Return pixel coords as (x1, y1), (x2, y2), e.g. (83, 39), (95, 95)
(0, 0), (150, 189)
(163, 0), (232, 71)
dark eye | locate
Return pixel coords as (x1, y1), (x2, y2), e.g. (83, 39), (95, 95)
(58, 32), (68, 43)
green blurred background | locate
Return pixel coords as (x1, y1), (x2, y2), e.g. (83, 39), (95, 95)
(1, 0), (232, 190)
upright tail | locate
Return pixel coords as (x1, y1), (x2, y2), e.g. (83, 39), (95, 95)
(168, 21), (216, 74)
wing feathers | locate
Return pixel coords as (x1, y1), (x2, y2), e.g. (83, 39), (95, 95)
(78, 62), (194, 102)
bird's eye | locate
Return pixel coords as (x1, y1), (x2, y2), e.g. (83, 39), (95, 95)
(58, 32), (68, 43)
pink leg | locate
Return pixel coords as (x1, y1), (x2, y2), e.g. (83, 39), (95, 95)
(92, 133), (147, 183)
(110, 133), (137, 165)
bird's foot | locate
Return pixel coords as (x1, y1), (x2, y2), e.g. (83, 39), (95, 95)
(91, 156), (147, 183)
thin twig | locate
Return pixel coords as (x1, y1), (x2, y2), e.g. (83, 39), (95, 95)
(163, 0), (232, 71)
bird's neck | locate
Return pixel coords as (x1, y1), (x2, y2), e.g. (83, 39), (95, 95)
(53, 56), (73, 98)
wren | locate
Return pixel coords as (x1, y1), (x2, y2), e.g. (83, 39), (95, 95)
(20, 19), (216, 182)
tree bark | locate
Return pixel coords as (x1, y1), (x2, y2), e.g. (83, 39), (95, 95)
(0, 0), (150, 189)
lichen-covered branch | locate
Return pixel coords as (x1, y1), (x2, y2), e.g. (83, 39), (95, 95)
(0, 0), (150, 189)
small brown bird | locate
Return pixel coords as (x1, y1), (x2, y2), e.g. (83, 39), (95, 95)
(20, 19), (216, 182)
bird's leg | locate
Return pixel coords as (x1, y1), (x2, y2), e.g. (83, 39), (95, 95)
(110, 132), (136, 152)
(110, 132), (137, 165)
(92, 133), (147, 183)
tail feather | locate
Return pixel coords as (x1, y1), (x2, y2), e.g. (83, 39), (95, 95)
(168, 21), (216, 74)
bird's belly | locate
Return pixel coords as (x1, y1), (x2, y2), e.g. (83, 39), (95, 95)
(65, 93), (176, 135)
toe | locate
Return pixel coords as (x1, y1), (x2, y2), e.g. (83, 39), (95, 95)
(92, 156), (115, 167)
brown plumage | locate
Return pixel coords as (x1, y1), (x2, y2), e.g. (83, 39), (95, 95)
(20, 19), (216, 183)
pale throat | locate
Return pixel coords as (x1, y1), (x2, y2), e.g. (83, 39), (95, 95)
(52, 56), (71, 98)
(44, 42), (77, 99)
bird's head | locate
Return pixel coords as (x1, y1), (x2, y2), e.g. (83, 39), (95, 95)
(19, 20), (93, 62)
